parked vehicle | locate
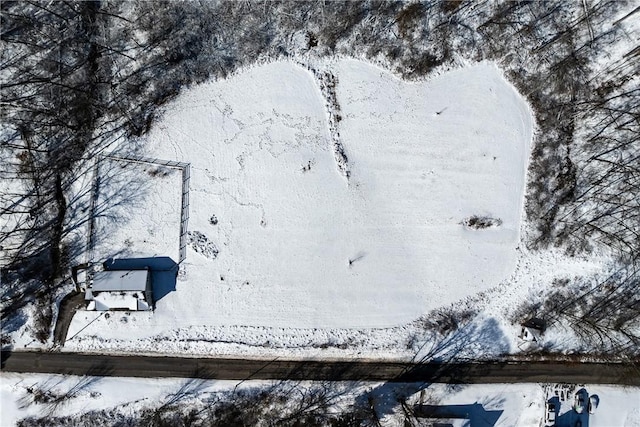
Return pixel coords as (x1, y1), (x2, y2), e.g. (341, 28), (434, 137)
(545, 401), (556, 426)
(588, 395), (598, 414)
(574, 391), (586, 414)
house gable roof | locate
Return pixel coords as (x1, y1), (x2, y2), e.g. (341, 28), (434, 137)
(92, 270), (148, 292)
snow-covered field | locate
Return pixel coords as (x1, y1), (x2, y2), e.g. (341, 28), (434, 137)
(65, 58), (554, 354)
(2, 373), (639, 426)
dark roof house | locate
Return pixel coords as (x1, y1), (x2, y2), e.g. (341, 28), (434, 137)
(519, 317), (546, 342)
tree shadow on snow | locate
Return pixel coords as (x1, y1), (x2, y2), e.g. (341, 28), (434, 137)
(355, 316), (510, 425)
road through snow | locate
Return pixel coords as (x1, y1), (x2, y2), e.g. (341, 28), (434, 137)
(3, 351), (639, 385)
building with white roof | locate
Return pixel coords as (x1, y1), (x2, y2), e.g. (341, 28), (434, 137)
(85, 269), (153, 311)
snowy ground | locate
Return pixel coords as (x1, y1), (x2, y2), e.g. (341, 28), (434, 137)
(61, 58), (581, 356)
(0, 373), (247, 426)
(2, 373), (639, 426)
(410, 382), (640, 427)
(91, 157), (183, 263)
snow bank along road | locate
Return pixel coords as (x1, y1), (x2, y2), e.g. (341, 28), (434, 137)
(2, 351), (639, 385)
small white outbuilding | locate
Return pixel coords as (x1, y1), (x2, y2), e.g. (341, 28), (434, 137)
(518, 317), (546, 343)
(85, 269), (153, 311)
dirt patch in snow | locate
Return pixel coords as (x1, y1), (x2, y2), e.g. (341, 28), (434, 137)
(187, 231), (219, 260)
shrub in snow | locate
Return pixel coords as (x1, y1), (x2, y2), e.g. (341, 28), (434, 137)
(462, 216), (503, 230)
(186, 231), (219, 260)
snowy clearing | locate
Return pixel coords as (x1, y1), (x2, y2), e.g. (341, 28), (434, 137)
(68, 59), (534, 348)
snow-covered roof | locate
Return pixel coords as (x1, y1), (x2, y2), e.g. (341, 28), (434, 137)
(94, 291), (141, 311)
(92, 270), (148, 292)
